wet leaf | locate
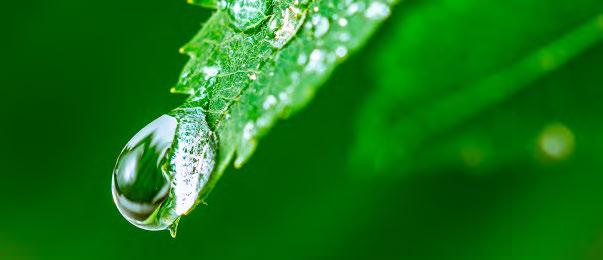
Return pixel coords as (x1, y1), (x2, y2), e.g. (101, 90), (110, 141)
(173, 0), (397, 205)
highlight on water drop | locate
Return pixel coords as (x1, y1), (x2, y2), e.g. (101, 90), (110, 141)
(225, 0), (273, 31)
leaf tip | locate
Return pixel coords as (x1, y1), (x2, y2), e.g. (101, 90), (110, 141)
(168, 217), (181, 238)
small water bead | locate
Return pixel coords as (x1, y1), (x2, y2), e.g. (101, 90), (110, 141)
(112, 115), (177, 230)
(279, 91), (289, 101)
(226, 0), (272, 31)
(297, 53), (308, 65)
(243, 121), (256, 140)
(268, 5), (307, 48)
(256, 115), (271, 128)
(326, 52), (337, 63)
(311, 15), (330, 38)
(335, 46), (348, 58)
(365, 1), (390, 20)
(347, 2), (363, 15)
(337, 18), (348, 27)
(339, 32), (351, 42)
(202, 66), (220, 80)
(262, 95), (277, 109)
(304, 18), (314, 30)
(289, 72), (300, 83)
(304, 49), (327, 74)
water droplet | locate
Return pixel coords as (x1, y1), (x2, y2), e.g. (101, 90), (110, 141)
(113, 109), (217, 236)
(168, 108), (216, 217)
(365, 2), (390, 20)
(217, 0), (228, 8)
(335, 46), (348, 58)
(278, 91), (290, 102)
(226, 0), (272, 31)
(339, 32), (351, 42)
(256, 115), (271, 128)
(311, 15), (330, 38)
(262, 95), (277, 109)
(112, 115), (177, 231)
(268, 5), (307, 48)
(337, 18), (348, 27)
(347, 2), (363, 15)
(290, 72), (300, 83)
(243, 121), (256, 140)
(297, 53), (308, 65)
(304, 49), (327, 73)
(202, 66), (220, 80)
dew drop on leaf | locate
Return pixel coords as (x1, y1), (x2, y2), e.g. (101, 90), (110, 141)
(335, 45), (348, 58)
(311, 14), (330, 38)
(242, 121), (256, 140)
(262, 95), (278, 109)
(337, 17), (348, 27)
(225, 0), (272, 31)
(268, 4), (307, 48)
(112, 115), (177, 231)
(364, 1), (390, 20)
(112, 109), (217, 237)
(202, 65), (221, 80)
(346, 2), (363, 15)
(304, 49), (327, 73)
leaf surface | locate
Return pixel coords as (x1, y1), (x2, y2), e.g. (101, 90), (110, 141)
(174, 0), (397, 198)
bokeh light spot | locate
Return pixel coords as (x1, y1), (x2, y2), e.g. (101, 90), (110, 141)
(537, 122), (575, 161)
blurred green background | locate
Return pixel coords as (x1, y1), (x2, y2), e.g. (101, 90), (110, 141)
(2, 0), (603, 259)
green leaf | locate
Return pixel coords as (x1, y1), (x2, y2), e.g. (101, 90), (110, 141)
(188, 0), (219, 9)
(352, 0), (603, 173)
(173, 0), (397, 204)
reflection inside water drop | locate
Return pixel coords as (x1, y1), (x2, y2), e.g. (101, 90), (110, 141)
(226, 0), (272, 31)
(112, 109), (217, 236)
(112, 115), (177, 231)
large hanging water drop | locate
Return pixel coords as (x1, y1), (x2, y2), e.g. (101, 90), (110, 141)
(225, 0), (272, 31)
(112, 115), (177, 231)
(112, 107), (217, 237)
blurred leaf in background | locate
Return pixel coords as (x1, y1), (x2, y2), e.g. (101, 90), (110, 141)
(353, 0), (603, 174)
(1, 0), (603, 259)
